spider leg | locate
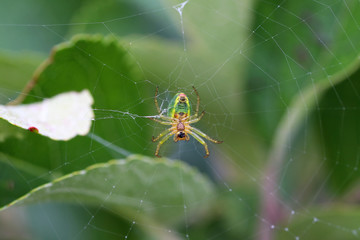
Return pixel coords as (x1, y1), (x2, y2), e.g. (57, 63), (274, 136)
(153, 87), (179, 122)
(192, 86), (200, 117)
(154, 86), (161, 114)
(155, 131), (175, 157)
(188, 130), (210, 158)
(189, 111), (205, 124)
(159, 115), (176, 121)
(152, 127), (175, 142)
(190, 126), (223, 144)
(147, 117), (172, 125)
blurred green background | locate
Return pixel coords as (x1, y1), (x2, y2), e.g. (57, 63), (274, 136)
(1, 0), (360, 239)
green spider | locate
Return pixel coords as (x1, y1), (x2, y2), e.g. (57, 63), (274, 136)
(148, 86), (223, 158)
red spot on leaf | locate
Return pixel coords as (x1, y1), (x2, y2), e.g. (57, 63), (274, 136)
(28, 126), (39, 133)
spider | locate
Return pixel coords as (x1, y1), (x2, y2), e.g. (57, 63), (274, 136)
(148, 86), (222, 158)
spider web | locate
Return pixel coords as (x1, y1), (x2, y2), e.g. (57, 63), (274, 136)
(1, 0), (360, 240)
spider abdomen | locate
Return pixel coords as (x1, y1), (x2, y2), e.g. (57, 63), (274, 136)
(167, 92), (191, 118)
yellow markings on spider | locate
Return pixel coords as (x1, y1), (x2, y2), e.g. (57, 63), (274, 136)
(148, 86), (223, 158)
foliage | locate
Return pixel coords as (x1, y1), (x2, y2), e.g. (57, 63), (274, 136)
(1, 0), (360, 239)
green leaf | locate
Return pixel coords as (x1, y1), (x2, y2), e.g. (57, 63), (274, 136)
(247, 0), (360, 142)
(0, 152), (50, 207)
(0, 34), (155, 205)
(256, 1), (360, 237)
(0, 155), (215, 224)
(317, 68), (360, 192)
(22, 203), (172, 240)
(257, 1), (360, 199)
(1, 33), (149, 164)
(276, 206), (360, 240)
(258, 45), (360, 240)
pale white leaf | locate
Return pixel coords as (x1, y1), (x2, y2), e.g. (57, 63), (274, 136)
(0, 90), (94, 140)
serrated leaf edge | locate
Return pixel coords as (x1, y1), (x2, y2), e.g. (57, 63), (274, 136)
(0, 154), (213, 211)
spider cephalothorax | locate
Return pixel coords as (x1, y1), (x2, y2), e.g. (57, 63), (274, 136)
(149, 87), (222, 158)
